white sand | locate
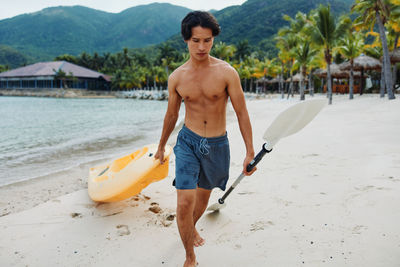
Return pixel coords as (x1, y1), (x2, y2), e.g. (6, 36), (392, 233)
(1, 94), (399, 267)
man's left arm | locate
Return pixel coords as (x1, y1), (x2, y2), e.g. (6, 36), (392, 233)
(226, 66), (256, 176)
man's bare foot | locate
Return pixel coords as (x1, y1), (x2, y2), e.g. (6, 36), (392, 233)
(183, 257), (198, 267)
(193, 229), (205, 247)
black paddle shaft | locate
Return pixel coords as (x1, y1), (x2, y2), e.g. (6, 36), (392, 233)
(246, 143), (273, 172)
(218, 143), (272, 204)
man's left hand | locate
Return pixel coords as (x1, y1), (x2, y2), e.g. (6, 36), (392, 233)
(243, 154), (256, 176)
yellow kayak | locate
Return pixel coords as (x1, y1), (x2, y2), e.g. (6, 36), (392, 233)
(88, 144), (172, 202)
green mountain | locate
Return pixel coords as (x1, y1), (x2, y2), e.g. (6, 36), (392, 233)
(0, 0), (356, 67)
(0, 45), (29, 68)
(166, 0), (355, 56)
(0, 4), (190, 62)
(215, 0), (354, 45)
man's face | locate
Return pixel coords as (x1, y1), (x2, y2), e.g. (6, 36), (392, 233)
(186, 26), (214, 61)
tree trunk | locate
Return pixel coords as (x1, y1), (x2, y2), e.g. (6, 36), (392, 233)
(300, 66), (306, 101)
(393, 65), (398, 92)
(392, 34), (399, 92)
(281, 64), (285, 99)
(320, 77), (324, 93)
(360, 68), (365, 95)
(287, 61), (294, 99)
(327, 61), (333, 105)
(309, 70), (314, 97)
(349, 60), (354, 100)
(287, 72), (294, 99)
(299, 77), (304, 101)
(376, 11), (395, 99)
(284, 77), (289, 99)
(380, 68), (385, 98)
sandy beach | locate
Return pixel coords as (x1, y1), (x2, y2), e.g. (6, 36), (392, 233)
(1, 94), (399, 267)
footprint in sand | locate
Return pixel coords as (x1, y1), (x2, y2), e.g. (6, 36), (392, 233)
(147, 202), (176, 227)
(160, 212), (176, 227)
(352, 225), (367, 234)
(250, 221), (274, 232)
(149, 202), (162, 214)
(116, 224), (130, 236)
(70, 212), (82, 218)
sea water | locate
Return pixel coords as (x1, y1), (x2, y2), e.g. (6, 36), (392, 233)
(0, 96), (173, 186)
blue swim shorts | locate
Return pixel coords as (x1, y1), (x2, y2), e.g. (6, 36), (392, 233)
(173, 125), (230, 191)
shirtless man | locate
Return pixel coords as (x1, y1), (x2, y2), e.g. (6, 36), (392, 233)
(155, 11), (256, 267)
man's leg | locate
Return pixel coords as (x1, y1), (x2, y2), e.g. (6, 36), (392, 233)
(193, 187), (212, 247)
(177, 189), (197, 267)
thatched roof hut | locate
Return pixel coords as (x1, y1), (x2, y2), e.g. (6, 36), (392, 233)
(389, 48), (400, 63)
(286, 73), (308, 82)
(339, 54), (380, 95)
(339, 54), (382, 71)
(267, 75), (284, 84)
(256, 77), (270, 83)
(315, 64), (362, 79)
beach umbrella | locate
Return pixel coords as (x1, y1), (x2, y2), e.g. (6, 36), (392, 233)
(207, 99), (327, 212)
(339, 54), (382, 94)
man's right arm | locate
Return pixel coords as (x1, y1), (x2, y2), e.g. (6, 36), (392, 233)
(155, 72), (182, 163)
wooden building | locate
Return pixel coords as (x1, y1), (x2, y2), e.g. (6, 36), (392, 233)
(0, 61), (111, 90)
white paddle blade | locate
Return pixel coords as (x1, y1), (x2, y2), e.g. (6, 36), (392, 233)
(263, 99), (326, 148)
(206, 202), (226, 212)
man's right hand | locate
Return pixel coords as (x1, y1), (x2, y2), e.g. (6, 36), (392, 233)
(154, 146), (165, 164)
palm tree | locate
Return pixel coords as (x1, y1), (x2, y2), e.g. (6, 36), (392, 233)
(245, 55), (260, 93)
(307, 49), (325, 96)
(278, 12), (310, 99)
(352, 0), (399, 99)
(256, 57), (276, 93)
(293, 40), (318, 100)
(212, 42), (236, 62)
(387, 16), (400, 91)
(78, 52), (92, 69)
(277, 51), (289, 98)
(310, 5), (351, 104)
(121, 48), (132, 68)
(157, 43), (178, 76)
(0, 65), (9, 73)
(92, 52), (102, 71)
(54, 54), (78, 64)
(234, 62), (251, 92)
(338, 31), (364, 99)
(275, 33), (298, 99)
(150, 66), (167, 90)
(364, 38), (386, 96)
(235, 40), (251, 62)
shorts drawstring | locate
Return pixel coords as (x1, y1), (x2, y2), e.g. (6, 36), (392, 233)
(199, 138), (210, 155)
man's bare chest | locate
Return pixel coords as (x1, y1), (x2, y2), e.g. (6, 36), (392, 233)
(177, 72), (227, 101)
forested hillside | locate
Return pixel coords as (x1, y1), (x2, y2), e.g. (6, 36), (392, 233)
(0, 0), (355, 67)
(0, 4), (190, 62)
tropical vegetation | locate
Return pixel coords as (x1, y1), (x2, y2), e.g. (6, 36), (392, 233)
(1, 0), (399, 103)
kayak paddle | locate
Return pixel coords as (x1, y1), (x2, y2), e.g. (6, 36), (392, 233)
(207, 99), (327, 212)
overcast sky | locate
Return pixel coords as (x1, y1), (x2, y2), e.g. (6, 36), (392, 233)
(0, 0), (247, 20)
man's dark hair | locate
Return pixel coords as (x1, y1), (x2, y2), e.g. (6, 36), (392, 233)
(181, 11), (220, 41)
